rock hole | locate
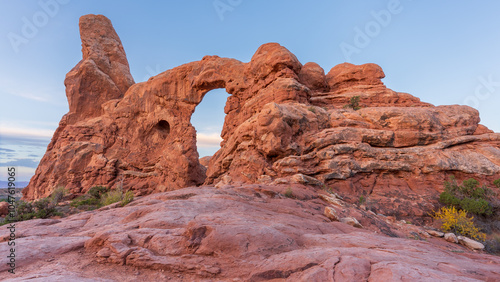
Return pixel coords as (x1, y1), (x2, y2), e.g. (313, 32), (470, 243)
(150, 120), (170, 144)
(156, 120), (170, 134)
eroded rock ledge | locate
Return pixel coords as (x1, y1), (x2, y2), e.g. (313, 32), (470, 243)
(23, 15), (500, 219)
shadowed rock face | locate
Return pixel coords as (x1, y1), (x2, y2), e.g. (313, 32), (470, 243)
(23, 15), (500, 219)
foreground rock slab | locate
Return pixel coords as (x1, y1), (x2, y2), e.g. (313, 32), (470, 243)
(4, 185), (500, 281)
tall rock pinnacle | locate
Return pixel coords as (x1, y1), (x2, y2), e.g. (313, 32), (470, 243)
(65, 14), (135, 122)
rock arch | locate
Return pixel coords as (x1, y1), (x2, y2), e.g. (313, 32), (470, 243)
(24, 14), (500, 223)
(23, 14), (308, 198)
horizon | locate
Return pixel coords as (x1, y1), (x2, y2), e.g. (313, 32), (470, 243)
(1, 1), (500, 182)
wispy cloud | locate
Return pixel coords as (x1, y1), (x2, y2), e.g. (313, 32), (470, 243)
(0, 125), (54, 140)
(0, 158), (39, 168)
(196, 133), (222, 148)
(0, 76), (65, 106)
(15, 92), (50, 102)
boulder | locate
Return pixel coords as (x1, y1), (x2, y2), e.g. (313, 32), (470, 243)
(457, 236), (485, 250)
(340, 217), (363, 228)
(0, 202), (9, 217)
(324, 206), (339, 222)
(427, 229), (445, 237)
(298, 62), (328, 91)
(444, 233), (458, 244)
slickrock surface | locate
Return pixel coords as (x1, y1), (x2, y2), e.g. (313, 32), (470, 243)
(23, 14), (500, 222)
(4, 185), (500, 281)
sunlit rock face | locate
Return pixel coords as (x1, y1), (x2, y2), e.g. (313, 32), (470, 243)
(23, 15), (500, 220)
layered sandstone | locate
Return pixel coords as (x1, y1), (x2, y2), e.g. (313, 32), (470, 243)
(23, 15), (500, 219)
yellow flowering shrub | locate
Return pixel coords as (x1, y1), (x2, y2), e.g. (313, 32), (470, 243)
(433, 206), (486, 241)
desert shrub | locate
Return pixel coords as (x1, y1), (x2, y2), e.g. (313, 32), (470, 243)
(12, 198), (60, 222)
(284, 187), (294, 198)
(70, 196), (101, 210)
(71, 186), (111, 210)
(121, 190), (134, 206)
(307, 106), (316, 113)
(33, 198), (60, 218)
(494, 179), (500, 188)
(358, 195), (366, 205)
(50, 186), (67, 204)
(100, 189), (135, 207)
(485, 234), (500, 254)
(344, 96), (361, 110)
(433, 206), (486, 241)
(15, 200), (35, 221)
(72, 185), (133, 210)
(439, 177), (494, 216)
(87, 186), (109, 199)
(101, 190), (123, 206)
(460, 198), (492, 216)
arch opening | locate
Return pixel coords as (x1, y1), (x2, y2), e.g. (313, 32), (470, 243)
(191, 88), (230, 168)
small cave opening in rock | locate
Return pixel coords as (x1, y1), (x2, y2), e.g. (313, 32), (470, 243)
(191, 88), (230, 171)
(155, 120), (170, 135)
(157, 120), (170, 132)
(150, 120), (171, 144)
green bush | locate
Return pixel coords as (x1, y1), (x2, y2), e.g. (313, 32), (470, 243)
(50, 186), (67, 204)
(284, 187), (294, 198)
(101, 190), (123, 206)
(344, 96), (361, 110)
(439, 191), (461, 207)
(11, 198), (60, 222)
(16, 200), (35, 221)
(100, 189), (134, 207)
(70, 196), (101, 209)
(358, 195), (366, 205)
(87, 186), (109, 199)
(439, 177), (494, 216)
(494, 179), (500, 188)
(121, 191), (134, 206)
(460, 198), (492, 216)
(71, 186), (110, 210)
(71, 186), (133, 210)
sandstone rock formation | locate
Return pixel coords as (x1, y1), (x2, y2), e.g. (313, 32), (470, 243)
(5, 185), (500, 280)
(23, 15), (500, 220)
(0, 202), (9, 217)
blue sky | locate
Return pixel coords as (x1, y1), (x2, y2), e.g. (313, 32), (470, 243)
(1, 0), (500, 182)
